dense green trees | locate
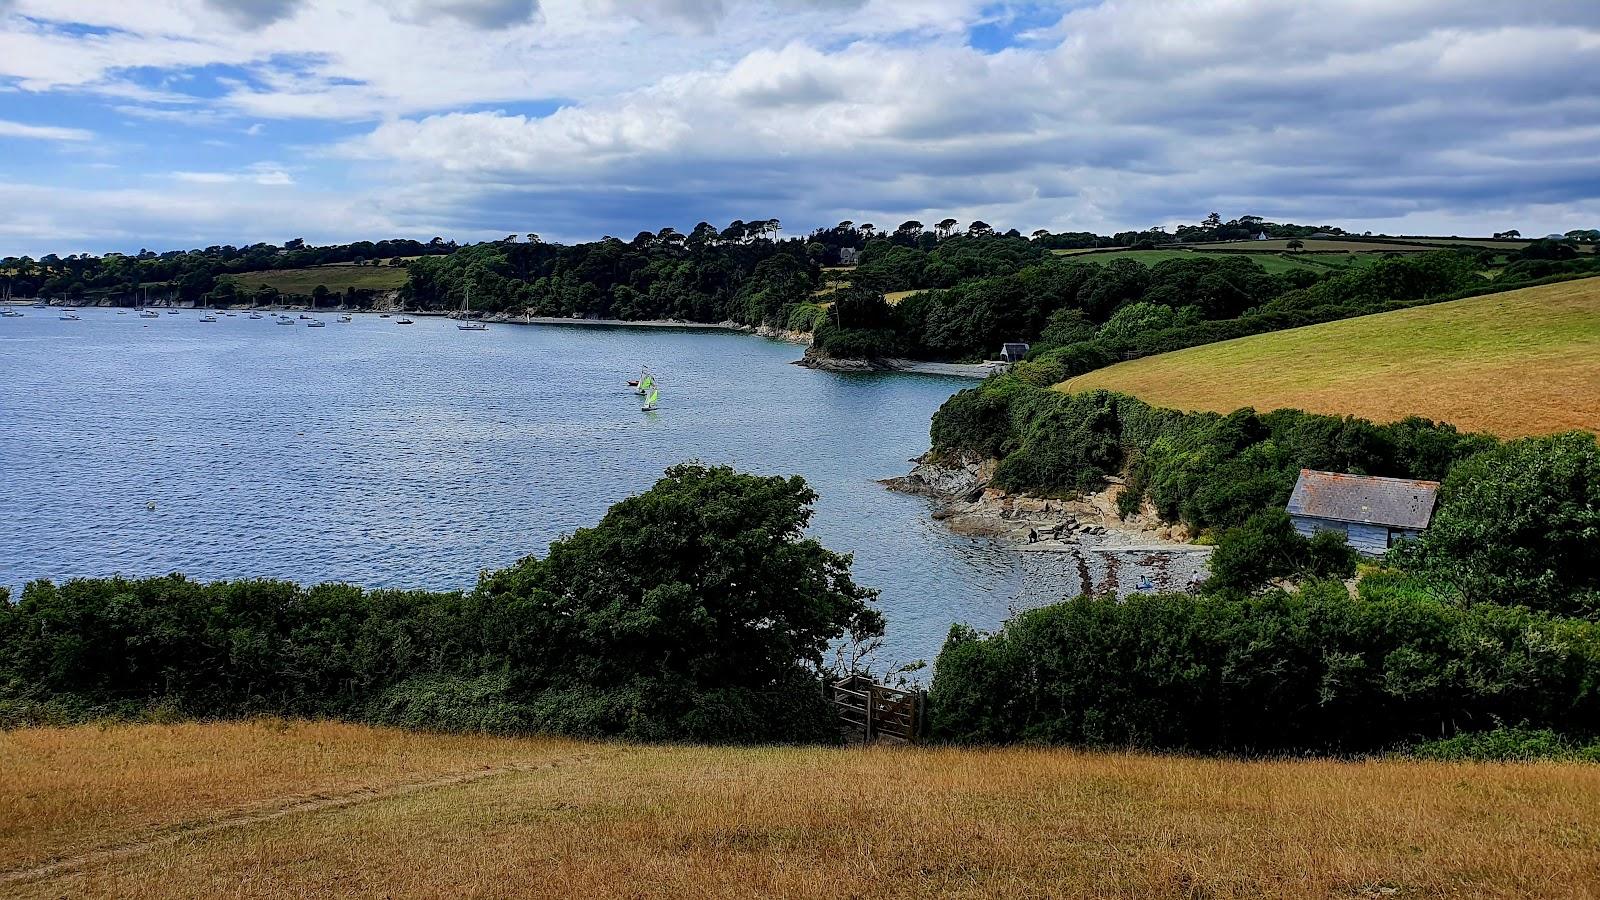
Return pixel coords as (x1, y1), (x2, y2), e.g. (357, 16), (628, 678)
(0, 466), (881, 743)
(1399, 433), (1600, 617)
(929, 578), (1600, 752)
(1205, 509), (1356, 592)
(403, 234), (818, 325)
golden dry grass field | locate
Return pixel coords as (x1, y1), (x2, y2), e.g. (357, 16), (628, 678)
(1062, 276), (1600, 438)
(3, 721), (1599, 898)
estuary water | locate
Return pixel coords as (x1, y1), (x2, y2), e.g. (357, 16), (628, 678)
(0, 307), (1083, 665)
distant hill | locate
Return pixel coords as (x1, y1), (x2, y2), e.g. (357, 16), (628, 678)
(1060, 276), (1600, 438)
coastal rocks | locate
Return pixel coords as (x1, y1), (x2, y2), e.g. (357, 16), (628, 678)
(753, 324), (812, 345)
(796, 346), (894, 372)
(881, 453), (993, 500)
(886, 452), (1209, 592)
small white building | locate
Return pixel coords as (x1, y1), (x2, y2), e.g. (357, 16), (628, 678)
(838, 247), (860, 265)
(1286, 469), (1440, 556)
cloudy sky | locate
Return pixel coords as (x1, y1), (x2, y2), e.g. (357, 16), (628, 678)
(1, 0), (1598, 256)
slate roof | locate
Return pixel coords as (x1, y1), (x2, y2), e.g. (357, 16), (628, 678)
(1286, 469), (1440, 530)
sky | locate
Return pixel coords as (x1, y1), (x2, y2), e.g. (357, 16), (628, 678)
(1, 0), (1598, 256)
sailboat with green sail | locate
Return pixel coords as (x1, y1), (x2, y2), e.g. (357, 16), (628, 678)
(641, 383), (659, 412)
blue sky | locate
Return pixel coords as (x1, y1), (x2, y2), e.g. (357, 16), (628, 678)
(1, 0), (1598, 256)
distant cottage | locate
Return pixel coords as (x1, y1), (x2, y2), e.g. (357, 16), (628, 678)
(838, 247), (860, 265)
(999, 342), (1030, 363)
(1286, 469), (1440, 556)
(1254, 232), (1269, 241)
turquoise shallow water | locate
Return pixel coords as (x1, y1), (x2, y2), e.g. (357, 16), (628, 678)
(1, 307), (1085, 666)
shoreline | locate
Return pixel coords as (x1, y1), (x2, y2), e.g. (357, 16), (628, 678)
(509, 316), (747, 331)
(796, 351), (1001, 379)
(884, 454), (1211, 593)
(7, 301), (994, 378)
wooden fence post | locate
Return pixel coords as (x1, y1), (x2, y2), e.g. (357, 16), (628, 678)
(864, 684), (874, 742)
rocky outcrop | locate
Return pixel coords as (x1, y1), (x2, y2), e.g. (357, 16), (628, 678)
(886, 453), (1198, 549)
(881, 452), (994, 500)
(795, 346), (894, 372)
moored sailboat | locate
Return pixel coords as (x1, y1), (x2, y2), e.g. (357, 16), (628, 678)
(456, 285), (487, 331)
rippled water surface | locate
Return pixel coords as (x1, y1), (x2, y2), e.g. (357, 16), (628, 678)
(1, 307), (1102, 664)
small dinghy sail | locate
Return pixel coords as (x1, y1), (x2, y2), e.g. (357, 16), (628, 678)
(641, 385), (659, 412)
(633, 371), (654, 395)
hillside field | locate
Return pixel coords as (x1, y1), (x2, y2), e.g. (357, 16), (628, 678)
(3, 721), (1598, 898)
(221, 265), (409, 297)
(1182, 238), (1436, 253)
(1049, 247), (1378, 275)
(1062, 277), (1600, 438)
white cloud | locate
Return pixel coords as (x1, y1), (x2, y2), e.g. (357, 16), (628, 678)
(0, 118), (93, 141)
(170, 165), (294, 186)
(2, 1), (1599, 253)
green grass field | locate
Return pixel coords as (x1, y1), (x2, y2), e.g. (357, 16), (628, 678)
(1181, 239), (1435, 253)
(1048, 248), (1376, 275)
(1061, 276), (1600, 438)
(221, 265), (409, 297)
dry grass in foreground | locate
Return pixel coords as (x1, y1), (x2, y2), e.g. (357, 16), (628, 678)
(1061, 276), (1600, 438)
(3, 722), (1599, 898)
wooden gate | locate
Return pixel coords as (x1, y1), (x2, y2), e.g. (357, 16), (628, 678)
(832, 675), (923, 743)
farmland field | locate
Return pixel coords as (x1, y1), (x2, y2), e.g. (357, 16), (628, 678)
(220, 265), (410, 297)
(1181, 238), (1437, 253)
(4, 720), (1599, 898)
(1048, 247), (1377, 275)
(1062, 276), (1600, 438)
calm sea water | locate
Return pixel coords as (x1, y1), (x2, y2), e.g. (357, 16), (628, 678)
(2, 306), (1116, 666)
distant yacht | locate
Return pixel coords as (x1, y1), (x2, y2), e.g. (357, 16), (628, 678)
(59, 311), (82, 321)
(396, 316), (414, 325)
(248, 311), (263, 319)
(337, 314), (352, 323)
(166, 309), (180, 315)
(456, 285), (487, 331)
(306, 318), (326, 327)
(275, 315), (295, 325)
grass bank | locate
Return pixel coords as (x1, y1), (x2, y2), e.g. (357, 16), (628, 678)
(221, 265), (409, 297)
(3, 721), (1598, 898)
(1062, 275), (1600, 438)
